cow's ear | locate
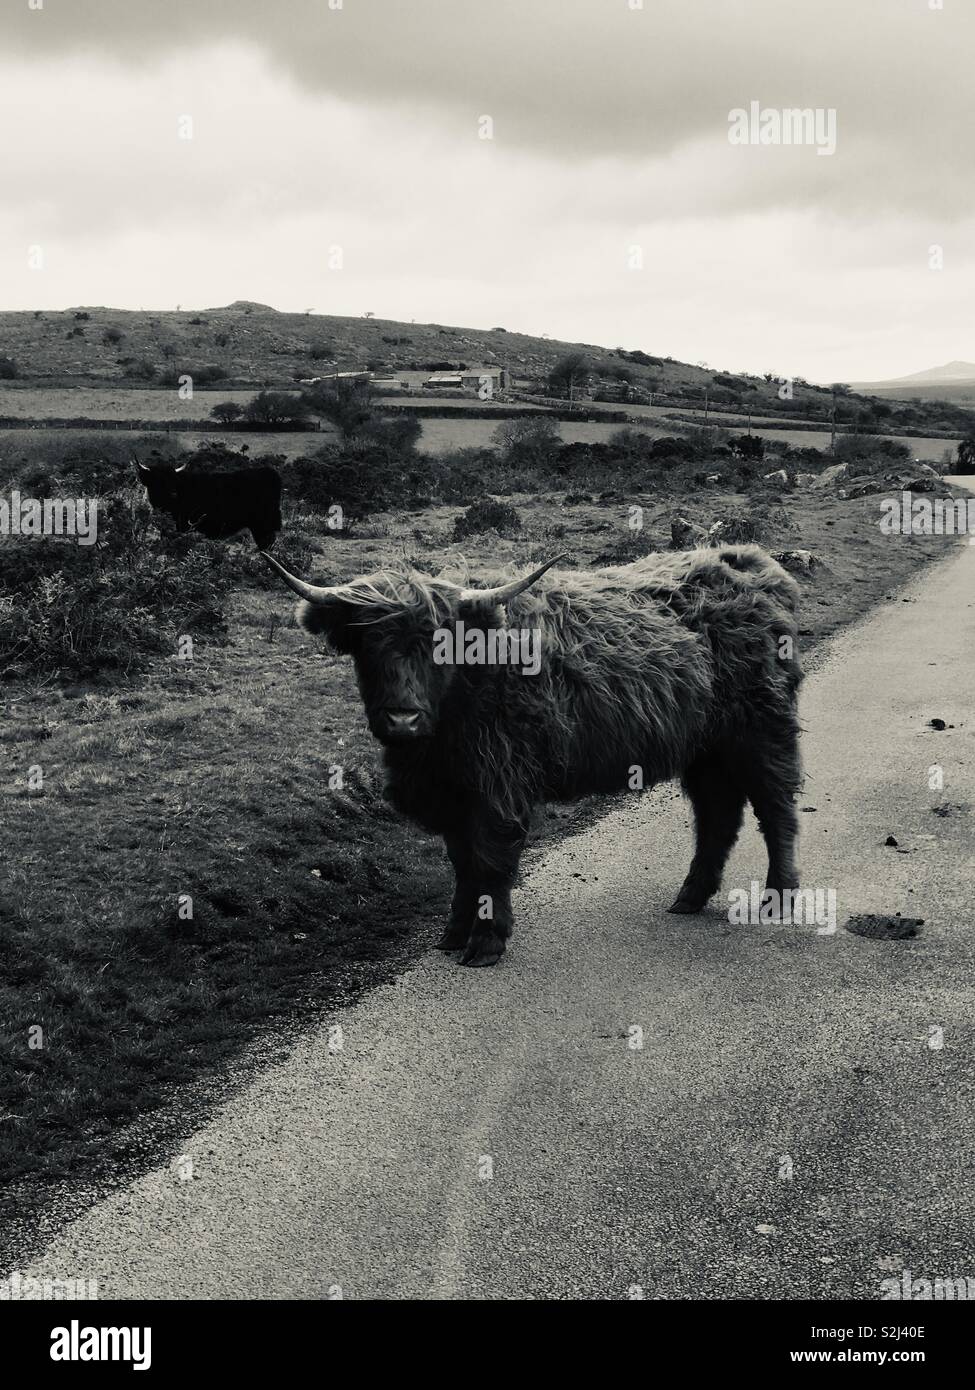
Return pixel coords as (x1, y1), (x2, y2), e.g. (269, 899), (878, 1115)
(296, 598), (359, 652)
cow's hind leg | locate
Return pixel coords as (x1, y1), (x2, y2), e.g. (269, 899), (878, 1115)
(742, 725), (802, 912)
(669, 754), (746, 914)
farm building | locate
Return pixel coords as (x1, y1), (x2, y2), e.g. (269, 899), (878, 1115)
(461, 367), (508, 392)
(423, 366), (508, 393)
(298, 370), (372, 385)
(424, 371), (464, 389)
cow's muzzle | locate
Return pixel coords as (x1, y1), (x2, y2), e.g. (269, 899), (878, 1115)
(374, 707), (431, 742)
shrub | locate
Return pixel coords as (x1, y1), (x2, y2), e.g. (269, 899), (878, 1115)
(833, 434), (910, 466)
(0, 356), (18, 379)
(616, 349), (662, 368)
(648, 435), (698, 463)
(103, 328), (124, 346)
(729, 433), (765, 461)
(0, 430), (174, 493)
(453, 498), (521, 540)
(193, 364), (229, 386)
(709, 500), (796, 546)
(493, 415), (561, 467)
(122, 358), (157, 380)
(0, 492), (231, 680)
(285, 436), (421, 519)
(713, 372), (756, 392)
(548, 353), (589, 399)
(162, 363), (228, 389)
(243, 390), (310, 427)
(182, 442), (272, 473)
(302, 380), (376, 438)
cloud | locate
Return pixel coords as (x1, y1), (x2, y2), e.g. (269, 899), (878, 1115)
(2, 2), (973, 379)
(7, 1), (974, 203)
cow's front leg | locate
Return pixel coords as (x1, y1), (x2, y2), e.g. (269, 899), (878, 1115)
(461, 823), (527, 968)
(437, 829), (478, 951)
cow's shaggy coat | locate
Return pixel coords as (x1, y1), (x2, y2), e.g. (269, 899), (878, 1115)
(265, 544), (803, 966)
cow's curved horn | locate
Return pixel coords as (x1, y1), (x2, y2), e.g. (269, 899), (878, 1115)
(173, 460), (189, 474)
(460, 554), (567, 606)
(260, 551), (349, 605)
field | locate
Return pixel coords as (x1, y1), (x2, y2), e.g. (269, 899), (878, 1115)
(0, 402), (962, 468)
(0, 381), (964, 467)
(0, 387), (260, 422)
(410, 417), (959, 462)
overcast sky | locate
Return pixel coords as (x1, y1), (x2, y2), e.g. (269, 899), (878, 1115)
(2, 0), (972, 381)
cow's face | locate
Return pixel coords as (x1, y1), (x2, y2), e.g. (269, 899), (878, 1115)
(261, 553), (565, 746)
(134, 459), (186, 512)
(340, 594), (458, 744)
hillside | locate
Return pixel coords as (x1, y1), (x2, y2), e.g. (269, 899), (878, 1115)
(0, 303), (972, 438)
(0, 303), (772, 400)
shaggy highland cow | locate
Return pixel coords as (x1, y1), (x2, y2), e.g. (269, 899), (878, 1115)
(262, 545), (803, 966)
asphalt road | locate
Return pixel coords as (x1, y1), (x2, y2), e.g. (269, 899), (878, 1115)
(16, 495), (975, 1300)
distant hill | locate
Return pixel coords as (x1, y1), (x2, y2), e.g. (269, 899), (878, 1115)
(852, 361), (975, 403)
(0, 303), (972, 436)
(214, 300), (281, 314)
(0, 303), (817, 410)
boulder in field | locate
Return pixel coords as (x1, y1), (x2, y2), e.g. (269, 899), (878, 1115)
(839, 476), (884, 499)
(772, 548), (821, 574)
(810, 462), (848, 488)
(890, 472), (946, 494)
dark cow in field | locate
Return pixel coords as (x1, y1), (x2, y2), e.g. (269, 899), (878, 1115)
(134, 457), (282, 549)
(262, 544), (803, 966)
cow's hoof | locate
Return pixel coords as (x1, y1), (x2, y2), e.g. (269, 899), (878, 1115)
(460, 935), (506, 967)
(667, 894), (707, 914)
(436, 924), (470, 951)
(762, 882), (800, 921)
